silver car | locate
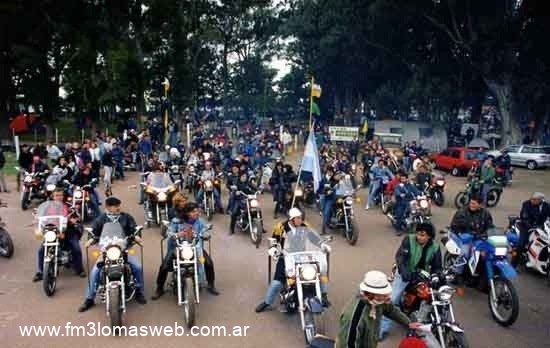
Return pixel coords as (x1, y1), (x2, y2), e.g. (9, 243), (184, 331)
(501, 145), (550, 170)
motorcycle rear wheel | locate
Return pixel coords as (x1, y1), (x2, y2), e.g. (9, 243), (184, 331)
(444, 329), (470, 348)
(108, 286), (123, 332)
(433, 191), (445, 207)
(43, 261), (57, 296)
(183, 277), (196, 328)
(489, 276), (519, 327)
(0, 228), (14, 258)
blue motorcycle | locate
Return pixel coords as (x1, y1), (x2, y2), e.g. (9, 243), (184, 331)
(441, 229), (519, 326)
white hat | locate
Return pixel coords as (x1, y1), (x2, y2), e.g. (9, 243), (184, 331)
(359, 271), (392, 295)
(532, 192), (545, 200)
(288, 207), (303, 220)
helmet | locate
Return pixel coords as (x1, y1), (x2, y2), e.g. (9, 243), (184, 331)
(169, 148), (179, 157)
(165, 145), (170, 151)
(288, 208), (303, 220)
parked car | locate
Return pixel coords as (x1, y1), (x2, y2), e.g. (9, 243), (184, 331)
(430, 147), (480, 176)
(488, 145), (550, 170)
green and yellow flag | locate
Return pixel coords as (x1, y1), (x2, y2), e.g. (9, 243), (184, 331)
(311, 83), (322, 98)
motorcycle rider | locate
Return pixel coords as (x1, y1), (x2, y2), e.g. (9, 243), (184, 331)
(196, 161), (224, 213)
(379, 223), (442, 340)
(270, 163), (297, 218)
(393, 173), (421, 235)
(365, 159), (394, 210)
(32, 188), (86, 282)
(151, 202), (219, 299)
(518, 192), (550, 252)
(450, 195), (494, 260)
(320, 170), (340, 234)
(71, 165), (101, 217)
(78, 197), (146, 312)
(229, 171), (258, 235)
(336, 270), (419, 348)
(255, 208), (331, 312)
(413, 164), (433, 192)
(225, 163), (241, 213)
(479, 158), (495, 205)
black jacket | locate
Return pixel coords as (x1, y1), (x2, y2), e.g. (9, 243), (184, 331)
(0, 151), (5, 169)
(451, 207), (494, 238)
(19, 151), (33, 171)
(90, 212), (137, 241)
(520, 200), (550, 229)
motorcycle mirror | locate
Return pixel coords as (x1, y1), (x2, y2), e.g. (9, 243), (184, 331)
(135, 225), (143, 236)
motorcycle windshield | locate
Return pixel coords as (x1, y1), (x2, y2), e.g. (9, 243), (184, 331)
(98, 222), (127, 251)
(36, 201), (67, 233)
(148, 173), (173, 189)
(335, 179), (354, 196)
(284, 226), (327, 275)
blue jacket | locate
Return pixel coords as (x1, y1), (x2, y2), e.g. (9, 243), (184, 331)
(112, 147), (124, 162)
(370, 165), (394, 181)
(138, 140), (152, 156)
(394, 183), (421, 204)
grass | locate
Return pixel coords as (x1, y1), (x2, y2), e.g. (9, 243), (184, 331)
(4, 152), (18, 177)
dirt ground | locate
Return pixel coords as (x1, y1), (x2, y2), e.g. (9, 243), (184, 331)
(1, 161), (549, 348)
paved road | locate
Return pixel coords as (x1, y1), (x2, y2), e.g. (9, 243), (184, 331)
(1, 165), (549, 348)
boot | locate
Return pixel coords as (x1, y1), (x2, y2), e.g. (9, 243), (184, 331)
(78, 299), (95, 312)
(135, 291), (147, 305)
(207, 284), (220, 296)
(32, 272), (43, 282)
(255, 301), (271, 313)
(321, 293), (331, 308)
(151, 288), (165, 300)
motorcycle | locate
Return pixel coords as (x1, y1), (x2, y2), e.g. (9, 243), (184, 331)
(232, 188), (264, 248)
(386, 195), (432, 234)
(141, 172), (180, 228)
(66, 178), (99, 222)
(441, 229), (519, 326)
(324, 177), (358, 245)
(197, 173), (223, 221)
(427, 176), (446, 207)
(259, 163), (273, 193)
(87, 223), (143, 331)
(400, 270), (469, 348)
(34, 201), (77, 296)
(455, 178), (500, 209)
(169, 165), (185, 191)
(160, 221), (213, 328)
(185, 164), (200, 196)
(0, 201), (14, 258)
(506, 216), (550, 285)
(361, 159), (374, 187)
(268, 231), (332, 344)
(16, 167), (49, 210)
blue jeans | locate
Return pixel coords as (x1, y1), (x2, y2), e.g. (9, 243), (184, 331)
(322, 197), (336, 227)
(481, 183), (491, 205)
(85, 256), (144, 300)
(379, 272), (409, 338)
(89, 190), (101, 216)
(393, 201), (408, 230)
(36, 233), (83, 273)
(367, 180), (381, 206)
(196, 188), (223, 210)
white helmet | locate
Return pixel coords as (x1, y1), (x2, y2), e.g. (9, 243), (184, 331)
(165, 145), (170, 151)
(288, 208), (303, 220)
(169, 148), (180, 157)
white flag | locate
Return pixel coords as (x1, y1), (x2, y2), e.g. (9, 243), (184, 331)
(301, 130), (322, 191)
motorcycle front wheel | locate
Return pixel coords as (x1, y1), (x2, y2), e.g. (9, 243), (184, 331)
(183, 277), (196, 328)
(345, 220), (359, 246)
(108, 286), (123, 332)
(486, 189), (501, 208)
(454, 192), (469, 209)
(489, 275), (519, 327)
(43, 261), (57, 296)
(21, 191), (30, 210)
(303, 311), (318, 345)
(0, 228), (14, 258)
(433, 190), (445, 207)
(250, 218), (263, 248)
(444, 329), (470, 348)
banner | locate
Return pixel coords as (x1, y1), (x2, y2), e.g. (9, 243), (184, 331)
(328, 126), (359, 142)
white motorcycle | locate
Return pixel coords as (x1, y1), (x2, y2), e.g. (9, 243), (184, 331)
(507, 216), (550, 284)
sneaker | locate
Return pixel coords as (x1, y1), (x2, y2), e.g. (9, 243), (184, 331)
(364, 204), (369, 210)
(78, 299), (95, 312)
(32, 272), (43, 282)
(255, 301), (271, 313)
(135, 291), (147, 305)
(76, 271), (86, 278)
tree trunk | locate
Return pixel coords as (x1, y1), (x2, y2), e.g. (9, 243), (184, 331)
(485, 78), (522, 145)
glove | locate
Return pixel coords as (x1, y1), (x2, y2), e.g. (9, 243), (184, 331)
(268, 247), (279, 258)
(321, 243), (332, 254)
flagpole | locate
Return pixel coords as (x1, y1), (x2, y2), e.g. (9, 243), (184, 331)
(309, 76), (314, 130)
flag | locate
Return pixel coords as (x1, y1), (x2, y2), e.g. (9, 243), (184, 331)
(311, 83), (322, 98)
(301, 129), (322, 192)
(361, 120), (368, 134)
(311, 101), (321, 116)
